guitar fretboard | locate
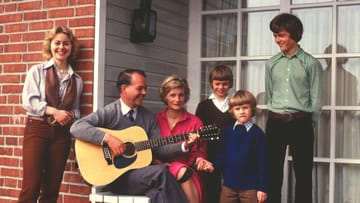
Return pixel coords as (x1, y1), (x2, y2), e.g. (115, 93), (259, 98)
(136, 133), (190, 151)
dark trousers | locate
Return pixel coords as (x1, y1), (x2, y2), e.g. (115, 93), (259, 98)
(106, 164), (189, 203)
(203, 169), (222, 203)
(265, 115), (314, 203)
(18, 118), (71, 203)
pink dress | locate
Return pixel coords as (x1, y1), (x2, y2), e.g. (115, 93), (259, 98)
(156, 108), (207, 203)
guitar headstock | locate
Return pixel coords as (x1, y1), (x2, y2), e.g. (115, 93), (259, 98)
(197, 124), (220, 141)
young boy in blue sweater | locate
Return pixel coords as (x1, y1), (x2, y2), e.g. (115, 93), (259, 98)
(213, 90), (268, 203)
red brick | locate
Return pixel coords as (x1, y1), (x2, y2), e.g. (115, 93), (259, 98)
(75, 28), (95, 38)
(29, 21), (54, 31)
(14, 106), (26, 115)
(0, 106), (12, 114)
(49, 8), (74, 18)
(4, 43), (27, 52)
(5, 23), (28, 33)
(78, 50), (94, 59)
(4, 126), (24, 136)
(0, 54), (21, 63)
(24, 11), (47, 21)
(0, 34), (9, 43)
(0, 146), (12, 156)
(2, 84), (23, 94)
(3, 64), (26, 73)
(76, 6), (95, 16)
(28, 42), (43, 52)
(0, 13), (22, 24)
(80, 106), (93, 115)
(0, 157), (18, 167)
(8, 95), (20, 104)
(70, 0), (96, 5)
(1, 167), (22, 177)
(63, 173), (83, 183)
(75, 61), (94, 71)
(69, 184), (90, 194)
(9, 33), (21, 42)
(18, 1), (42, 11)
(63, 194), (89, 203)
(55, 20), (68, 27)
(0, 188), (21, 199)
(43, 0), (68, 8)
(5, 178), (18, 188)
(23, 53), (42, 62)
(14, 147), (23, 157)
(79, 71), (93, 81)
(78, 39), (94, 48)
(5, 4), (16, 12)
(0, 75), (21, 83)
(0, 116), (9, 124)
(69, 17), (95, 27)
(23, 31), (46, 41)
(0, 96), (6, 103)
(81, 95), (94, 104)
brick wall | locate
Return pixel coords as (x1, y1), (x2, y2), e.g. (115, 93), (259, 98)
(0, 0), (96, 202)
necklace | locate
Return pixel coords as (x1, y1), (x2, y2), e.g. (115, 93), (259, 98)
(59, 69), (68, 74)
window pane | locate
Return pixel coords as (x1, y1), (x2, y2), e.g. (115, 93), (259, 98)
(292, 0), (331, 4)
(288, 162), (329, 203)
(253, 109), (267, 131)
(202, 0), (237, 10)
(335, 110), (360, 159)
(338, 6), (360, 53)
(241, 11), (279, 56)
(200, 61), (236, 99)
(292, 7), (332, 54)
(335, 164), (360, 203)
(202, 14), (237, 57)
(240, 61), (266, 104)
(316, 110), (331, 158)
(241, 0), (279, 7)
(336, 58), (359, 105)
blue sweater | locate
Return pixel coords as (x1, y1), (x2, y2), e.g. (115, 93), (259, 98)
(213, 122), (267, 192)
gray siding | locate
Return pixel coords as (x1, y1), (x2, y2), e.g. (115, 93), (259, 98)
(105, 0), (189, 113)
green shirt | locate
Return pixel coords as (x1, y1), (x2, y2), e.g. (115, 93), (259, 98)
(265, 47), (323, 125)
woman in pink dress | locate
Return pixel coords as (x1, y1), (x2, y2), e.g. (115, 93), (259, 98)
(155, 75), (213, 203)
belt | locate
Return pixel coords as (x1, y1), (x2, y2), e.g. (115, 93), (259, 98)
(27, 116), (58, 126)
(268, 111), (311, 122)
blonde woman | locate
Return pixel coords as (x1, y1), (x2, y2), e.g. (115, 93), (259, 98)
(155, 75), (213, 203)
(19, 26), (83, 202)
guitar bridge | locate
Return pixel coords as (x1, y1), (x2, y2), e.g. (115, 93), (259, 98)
(102, 144), (113, 165)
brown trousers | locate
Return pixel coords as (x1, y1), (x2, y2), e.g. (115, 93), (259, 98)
(220, 186), (257, 203)
(18, 118), (71, 203)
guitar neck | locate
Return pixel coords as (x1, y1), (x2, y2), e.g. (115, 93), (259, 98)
(135, 132), (190, 151)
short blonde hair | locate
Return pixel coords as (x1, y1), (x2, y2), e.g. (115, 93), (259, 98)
(229, 90), (257, 117)
(43, 26), (80, 64)
(158, 75), (190, 105)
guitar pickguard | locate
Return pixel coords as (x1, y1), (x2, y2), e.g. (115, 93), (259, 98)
(113, 154), (137, 168)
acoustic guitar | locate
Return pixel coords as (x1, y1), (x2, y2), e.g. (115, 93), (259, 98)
(75, 124), (220, 186)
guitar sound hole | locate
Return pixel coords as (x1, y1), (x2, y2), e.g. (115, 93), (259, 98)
(123, 142), (136, 158)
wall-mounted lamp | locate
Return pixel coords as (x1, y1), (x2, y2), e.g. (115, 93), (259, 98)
(130, 0), (157, 43)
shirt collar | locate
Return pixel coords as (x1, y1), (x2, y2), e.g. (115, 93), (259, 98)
(120, 98), (137, 118)
(233, 119), (254, 132)
(280, 46), (303, 59)
(44, 59), (75, 76)
(208, 93), (230, 112)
